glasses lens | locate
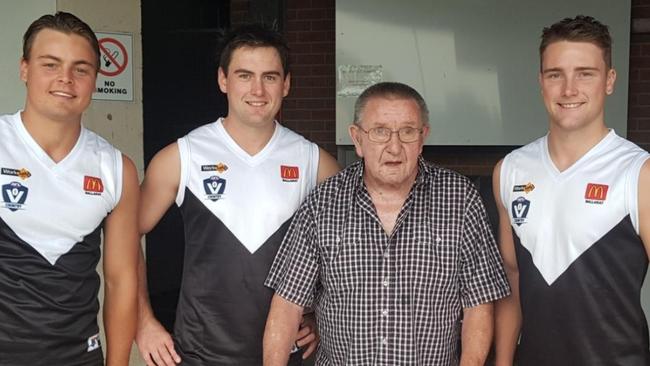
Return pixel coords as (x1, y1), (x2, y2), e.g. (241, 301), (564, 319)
(369, 127), (390, 142)
(399, 127), (420, 142)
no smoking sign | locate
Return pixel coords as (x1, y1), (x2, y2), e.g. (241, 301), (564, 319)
(93, 32), (133, 101)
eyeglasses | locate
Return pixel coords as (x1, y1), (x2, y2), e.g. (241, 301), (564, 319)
(356, 125), (424, 143)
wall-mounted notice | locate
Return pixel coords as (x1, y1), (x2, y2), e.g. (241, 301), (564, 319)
(93, 32), (133, 101)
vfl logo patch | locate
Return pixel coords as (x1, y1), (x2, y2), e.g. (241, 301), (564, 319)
(84, 176), (104, 195)
(513, 182), (535, 194)
(203, 176), (226, 201)
(281, 165), (299, 182)
(511, 196), (530, 226)
(2, 182), (28, 211)
(87, 333), (100, 352)
(1, 167), (31, 180)
(201, 162), (228, 173)
(585, 183), (608, 204)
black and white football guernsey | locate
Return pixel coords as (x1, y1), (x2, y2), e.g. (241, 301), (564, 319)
(0, 111), (123, 366)
(173, 118), (319, 365)
(500, 130), (650, 365)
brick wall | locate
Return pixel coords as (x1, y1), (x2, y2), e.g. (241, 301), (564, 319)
(630, 0), (650, 153)
(232, 2), (649, 174)
(281, 0), (337, 155)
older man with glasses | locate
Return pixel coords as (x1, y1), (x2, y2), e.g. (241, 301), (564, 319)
(262, 82), (510, 366)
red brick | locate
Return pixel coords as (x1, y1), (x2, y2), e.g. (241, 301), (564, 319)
(311, 0), (335, 8)
(636, 93), (650, 105)
(286, 20), (311, 32)
(629, 105), (650, 118)
(638, 118), (650, 130)
(297, 31), (331, 42)
(311, 19), (335, 31)
(311, 41), (335, 54)
(294, 54), (325, 65)
(631, 44), (642, 57)
(287, 0), (311, 8)
(312, 109), (335, 120)
(628, 131), (650, 143)
(296, 99), (325, 109)
(632, 5), (650, 18)
(630, 81), (650, 93)
(297, 9), (326, 20)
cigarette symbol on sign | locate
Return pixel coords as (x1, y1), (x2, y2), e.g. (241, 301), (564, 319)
(103, 50), (119, 67)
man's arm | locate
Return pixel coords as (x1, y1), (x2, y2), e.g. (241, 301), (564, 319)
(136, 143), (182, 366)
(492, 160), (521, 366)
(316, 147), (340, 183)
(264, 294), (305, 366)
(103, 155), (140, 366)
(460, 303), (494, 366)
(639, 159), (650, 258)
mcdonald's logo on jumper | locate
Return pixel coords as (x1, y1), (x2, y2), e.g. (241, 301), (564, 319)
(584, 183), (608, 204)
(84, 176), (104, 195)
(281, 165), (299, 182)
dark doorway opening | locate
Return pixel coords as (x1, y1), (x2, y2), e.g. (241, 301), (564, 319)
(141, 0), (230, 331)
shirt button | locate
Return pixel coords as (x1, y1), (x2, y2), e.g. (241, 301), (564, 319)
(436, 236), (442, 243)
(381, 309), (388, 317)
(382, 279), (389, 287)
(381, 337), (388, 345)
(383, 251), (389, 259)
(336, 235), (340, 243)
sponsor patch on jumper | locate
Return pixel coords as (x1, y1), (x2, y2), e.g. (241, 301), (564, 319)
(83, 176), (104, 195)
(584, 183), (609, 204)
(513, 182), (535, 194)
(280, 165), (299, 182)
(201, 162), (228, 173)
(2, 181), (28, 211)
(1, 167), (31, 180)
(511, 196), (530, 226)
(87, 333), (101, 352)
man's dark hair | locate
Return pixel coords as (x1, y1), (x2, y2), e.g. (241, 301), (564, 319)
(23, 11), (100, 71)
(217, 23), (290, 77)
(354, 82), (430, 126)
(540, 15), (612, 69)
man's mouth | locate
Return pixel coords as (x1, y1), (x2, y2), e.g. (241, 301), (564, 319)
(246, 101), (267, 107)
(558, 102), (584, 109)
(50, 91), (75, 99)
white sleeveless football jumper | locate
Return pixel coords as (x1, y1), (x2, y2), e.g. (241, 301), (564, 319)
(0, 111), (122, 366)
(500, 130), (650, 365)
(172, 118), (318, 365)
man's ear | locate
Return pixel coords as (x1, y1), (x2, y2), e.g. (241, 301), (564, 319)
(217, 67), (227, 93)
(349, 124), (364, 158)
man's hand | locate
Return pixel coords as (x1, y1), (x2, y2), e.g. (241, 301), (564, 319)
(295, 313), (319, 359)
(136, 317), (181, 366)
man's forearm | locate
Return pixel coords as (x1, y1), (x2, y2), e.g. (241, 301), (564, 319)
(137, 248), (156, 323)
(494, 286), (521, 366)
(460, 303), (494, 366)
(263, 294), (304, 366)
(104, 279), (138, 366)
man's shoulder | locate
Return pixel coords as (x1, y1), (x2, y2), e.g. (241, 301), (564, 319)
(421, 159), (473, 187)
(308, 161), (361, 199)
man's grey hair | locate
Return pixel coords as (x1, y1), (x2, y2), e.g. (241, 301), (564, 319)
(353, 82), (430, 125)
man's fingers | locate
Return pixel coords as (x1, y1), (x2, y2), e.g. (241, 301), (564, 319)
(296, 324), (312, 339)
(164, 341), (182, 363)
(302, 341), (317, 359)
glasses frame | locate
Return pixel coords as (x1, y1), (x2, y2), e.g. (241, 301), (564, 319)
(355, 125), (425, 143)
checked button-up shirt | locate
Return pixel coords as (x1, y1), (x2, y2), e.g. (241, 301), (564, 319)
(265, 158), (510, 365)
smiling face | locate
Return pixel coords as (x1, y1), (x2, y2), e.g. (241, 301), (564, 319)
(218, 46), (290, 129)
(539, 40), (616, 134)
(20, 29), (97, 124)
(349, 96), (429, 189)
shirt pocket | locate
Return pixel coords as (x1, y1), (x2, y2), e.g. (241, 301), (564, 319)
(411, 223), (460, 294)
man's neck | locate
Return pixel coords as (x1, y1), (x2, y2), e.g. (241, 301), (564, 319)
(364, 174), (416, 236)
(20, 109), (82, 163)
(547, 122), (609, 172)
(221, 117), (276, 156)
